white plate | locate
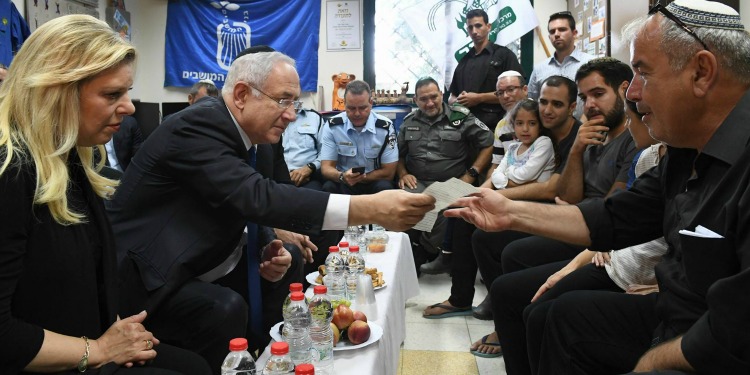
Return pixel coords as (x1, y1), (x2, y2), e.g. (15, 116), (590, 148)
(305, 271), (386, 290)
(269, 321), (383, 351)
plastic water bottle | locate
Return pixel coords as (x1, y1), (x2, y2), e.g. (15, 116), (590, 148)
(338, 241), (350, 264)
(345, 245), (366, 301)
(262, 342), (295, 375)
(282, 283), (306, 338)
(308, 285), (334, 375)
(283, 291), (313, 366)
(220, 338), (256, 375)
(323, 246), (346, 302)
(295, 363), (315, 375)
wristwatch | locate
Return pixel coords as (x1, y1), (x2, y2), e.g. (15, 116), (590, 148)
(306, 162), (316, 172)
(339, 172), (345, 182)
(467, 166), (480, 178)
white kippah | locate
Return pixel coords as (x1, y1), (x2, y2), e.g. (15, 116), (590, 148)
(198, 79), (217, 86)
(667, 0), (744, 31)
(499, 70), (522, 78)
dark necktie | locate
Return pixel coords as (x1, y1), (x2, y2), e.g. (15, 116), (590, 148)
(245, 146), (263, 335)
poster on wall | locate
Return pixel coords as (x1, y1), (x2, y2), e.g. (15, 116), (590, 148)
(326, 0), (361, 51)
(26, 0), (99, 32)
(164, 0), (321, 91)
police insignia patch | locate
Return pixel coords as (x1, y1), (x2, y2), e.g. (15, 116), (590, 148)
(475, 119), (489, 131)
(387, 132), (397, 149)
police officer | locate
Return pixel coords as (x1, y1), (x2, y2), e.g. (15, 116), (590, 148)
(282, 108), (325, 190)
(397, 77), (493, 276)
(320, 80), (398, 195)
(397, 77), (493, 192)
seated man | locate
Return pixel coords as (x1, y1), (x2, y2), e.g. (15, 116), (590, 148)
(397, 76), (493, 275)
(319, 80), (398, 195)
(423, 75), (582, 322)
(420, 70), (530, 275)
(188, 79), (220, 105)
(470, 58), (637, 358)
(282, 108), (326, 190)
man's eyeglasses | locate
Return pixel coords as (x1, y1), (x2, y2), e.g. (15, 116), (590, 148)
(247, 83), (302, 113)
(649, 4), (709, 51)
(495, 86), (520, 97)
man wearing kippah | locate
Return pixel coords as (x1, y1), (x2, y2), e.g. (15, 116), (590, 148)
(443, 1), (750, 374)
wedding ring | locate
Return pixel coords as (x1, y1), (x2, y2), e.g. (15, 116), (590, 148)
(145, 339), (153, 350)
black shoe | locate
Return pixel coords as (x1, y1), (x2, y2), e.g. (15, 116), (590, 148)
(420, 253), (451, 275)
(472, 296), (493, 320)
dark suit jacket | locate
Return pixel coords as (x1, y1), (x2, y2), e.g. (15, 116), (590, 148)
(112, 115), (143, 171)
(108, 97), (330, 315)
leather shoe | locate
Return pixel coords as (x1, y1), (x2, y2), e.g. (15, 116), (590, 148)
(472, 296), (493, 320)
(420, 253), (451, 275)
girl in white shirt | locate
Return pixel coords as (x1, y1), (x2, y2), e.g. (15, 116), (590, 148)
(491, 99), (556, 189)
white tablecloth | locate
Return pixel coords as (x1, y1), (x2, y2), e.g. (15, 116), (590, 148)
(258, 232), (419, 374)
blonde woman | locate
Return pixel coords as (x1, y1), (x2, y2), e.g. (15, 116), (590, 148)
(0, 15), (209, 374)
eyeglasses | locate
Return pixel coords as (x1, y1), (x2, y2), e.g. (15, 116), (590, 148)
(247, 83), (302, 113)
(649, 4), (709, 51)
(494, 86), (520, 97)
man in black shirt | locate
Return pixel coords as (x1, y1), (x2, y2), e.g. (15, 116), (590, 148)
(448, 8), (523, 131)
(446, 1), (750, 373)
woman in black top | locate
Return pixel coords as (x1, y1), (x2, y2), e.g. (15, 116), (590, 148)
(0, 15), (210, 374)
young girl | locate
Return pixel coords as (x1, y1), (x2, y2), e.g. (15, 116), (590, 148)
(491, 98), (556, 189)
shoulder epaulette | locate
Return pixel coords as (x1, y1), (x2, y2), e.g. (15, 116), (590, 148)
(375, 118), (391, 129)
(448, 103), (470, 126)
(329, 116), (345, 126)
(403, 111), (416, 121)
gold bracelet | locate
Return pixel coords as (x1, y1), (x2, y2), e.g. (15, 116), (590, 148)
(77, 336), (89, 373)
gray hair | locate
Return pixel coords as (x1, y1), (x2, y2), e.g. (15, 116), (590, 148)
(344, 80), (372, 100)
(190, 80), (219, 97)
(222, 51), (296, 96)
(622, 15), (750, 85)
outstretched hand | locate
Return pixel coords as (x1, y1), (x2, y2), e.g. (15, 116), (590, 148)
(443, 188), (512, 232)
(369, 190), (435, 231)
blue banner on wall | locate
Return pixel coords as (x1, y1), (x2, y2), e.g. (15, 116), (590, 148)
(165, 0), (320, 91)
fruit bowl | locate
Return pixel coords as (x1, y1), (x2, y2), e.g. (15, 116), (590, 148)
(269, 321), (383, 351)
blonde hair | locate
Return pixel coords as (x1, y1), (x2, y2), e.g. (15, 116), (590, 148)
(0, 15), (136, 225)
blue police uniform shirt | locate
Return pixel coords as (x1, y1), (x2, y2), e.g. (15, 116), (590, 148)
(319, 110), (398, 173)
(282, 109), (324, 171)
(0, 0), (30, 66)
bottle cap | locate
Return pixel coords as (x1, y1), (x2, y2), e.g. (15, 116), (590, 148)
(349, 245), (360, 252)
(289, 283), (303, 292)
(328, 246), (339, 253)
(313, 285), (328, 294)
(295, 363), (315, 375)
(291, 291), (305, 301)
(228, 337), (248, 351)
(270, 341), (290, 355)
(339, 241), (349, 247)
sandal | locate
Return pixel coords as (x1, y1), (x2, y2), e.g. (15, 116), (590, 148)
(422, 303), (473, 319)
(470, 334), (502, 358)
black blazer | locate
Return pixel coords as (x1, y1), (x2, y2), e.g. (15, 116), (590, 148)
(112, 115), (143, 171)
(108, 97), (330, 315)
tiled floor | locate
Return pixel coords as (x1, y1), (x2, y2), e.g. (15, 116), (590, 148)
(397, 273), (506, 375)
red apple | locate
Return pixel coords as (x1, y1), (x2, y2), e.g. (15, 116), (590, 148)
(331, 304), (354, 330)
(330, 322), (340, 346)
(352, 310), (367, 323)
(347, 320), (371, 345)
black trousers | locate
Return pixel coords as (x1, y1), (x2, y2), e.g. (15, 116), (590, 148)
(537, 291), (659, 375)
(501, 235), (586, 274)
(491, 262), (621, 375)
(472, 229), (531, 290)
(85, 343), (211, 375)
(446, 219), (480, 307)
(146, 245), (304, 374)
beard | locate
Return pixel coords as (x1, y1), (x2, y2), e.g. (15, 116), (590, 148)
(587, 93), (625, 131)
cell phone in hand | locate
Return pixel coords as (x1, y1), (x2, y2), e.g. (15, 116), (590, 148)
(352, 166), (365, 174)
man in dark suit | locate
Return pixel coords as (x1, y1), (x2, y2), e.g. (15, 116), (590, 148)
(108, 51), (434, 370)
(100, 115), (143, 179)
